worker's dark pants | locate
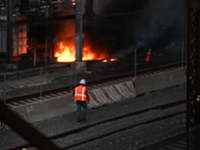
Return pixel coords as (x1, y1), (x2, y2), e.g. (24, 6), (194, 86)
(76, 101), (87, 121)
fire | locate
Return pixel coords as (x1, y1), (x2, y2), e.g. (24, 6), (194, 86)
(55, 42), (75, 62)
(102, 59), (108, 63)
(54, 42), (111, 62)
(102, 58), (117, 63)
(82, 47), (96, 61)
(110, 58), (117, 61)
(54, 21), (112, 62)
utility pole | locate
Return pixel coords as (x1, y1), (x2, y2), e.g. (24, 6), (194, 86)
(72, 0), (86, 72)
(75, 0), (83, 62)
(6, 0), (13, 63)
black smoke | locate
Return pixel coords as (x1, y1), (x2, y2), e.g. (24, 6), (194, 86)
(84, 0), (187, 58)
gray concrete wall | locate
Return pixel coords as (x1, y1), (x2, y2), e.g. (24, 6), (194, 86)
(12, 94), (75, 123)
(135, 67), (186, 95)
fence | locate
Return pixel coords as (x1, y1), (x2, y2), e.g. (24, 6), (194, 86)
(0, 43), (187, 104)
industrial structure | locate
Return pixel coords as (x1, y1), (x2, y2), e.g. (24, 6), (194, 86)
(0, 0), (200, 150)
(0, 0), (77, 70)
(186, 0), (200, 150)
(0, 0), (186, 70)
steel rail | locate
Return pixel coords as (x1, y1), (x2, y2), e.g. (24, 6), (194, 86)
(63, 111), (186, 150)
(10, 99), (186, 150)
(5, 65), (183, 107)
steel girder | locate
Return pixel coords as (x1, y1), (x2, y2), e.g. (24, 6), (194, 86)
(187, 7), (200, 128)
(187, 1), (200, 149)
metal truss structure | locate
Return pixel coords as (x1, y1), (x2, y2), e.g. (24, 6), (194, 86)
(0, 102), (61, 150)
(1, 0), (200, 149)
(186, 0), (200, 149)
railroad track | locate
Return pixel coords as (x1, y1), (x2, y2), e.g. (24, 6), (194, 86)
(10, 99), (186, 150)
(138, 133), (186, 150)
(5, 65), (184, 108)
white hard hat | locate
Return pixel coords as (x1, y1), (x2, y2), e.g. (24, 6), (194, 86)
(79, 79), (86, 85)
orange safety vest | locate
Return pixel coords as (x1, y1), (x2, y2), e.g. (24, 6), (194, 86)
(74, 85), (89, 102)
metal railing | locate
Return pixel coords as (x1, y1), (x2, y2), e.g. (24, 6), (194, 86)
(0, 45), (187, 103)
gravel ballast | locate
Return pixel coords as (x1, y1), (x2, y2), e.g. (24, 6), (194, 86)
(0, 84), (186, 150)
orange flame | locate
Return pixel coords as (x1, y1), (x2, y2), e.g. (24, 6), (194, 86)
(101, 58), (117, 63)
(102, 59), (108, 63)
(54, 21), (112, 62)
(55, 42), (75, 62)
(110, 58), (117, 61)
(82, 47), (96, 61)
(54, 42), (110, 62)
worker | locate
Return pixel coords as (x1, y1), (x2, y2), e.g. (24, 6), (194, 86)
(73, 79), (90, 122)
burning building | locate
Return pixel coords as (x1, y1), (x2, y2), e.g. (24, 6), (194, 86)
(0, 0), (186, 71)
(53, 20), (111, 62)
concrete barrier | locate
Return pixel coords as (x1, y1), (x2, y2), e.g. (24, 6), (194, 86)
(12, 80), (137, 123)
(88, 80), (137, 108)
(12, 94), (75, 123)
(12, 67), (186, 123)
(134, 67), (186, 95)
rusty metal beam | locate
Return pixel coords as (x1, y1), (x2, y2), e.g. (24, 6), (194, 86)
(0, 102), (61, 150)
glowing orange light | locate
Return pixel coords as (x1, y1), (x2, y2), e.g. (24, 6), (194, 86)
(102, 59), (108, 63)
(54, 21), (111, 62)
(110, 58), (117, 61)
(82, 47), (96, 61)
(54, 42), (75, 62)
(54, 42), (110, 62)
(101, 58), (117, 63)
(71, 0), (76, 5)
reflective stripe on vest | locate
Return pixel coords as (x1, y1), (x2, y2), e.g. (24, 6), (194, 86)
(74, 86), (88, 101)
